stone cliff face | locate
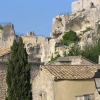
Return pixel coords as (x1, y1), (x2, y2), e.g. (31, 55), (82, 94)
(51, 1), (100, 48)
(72, 0), (100, 14)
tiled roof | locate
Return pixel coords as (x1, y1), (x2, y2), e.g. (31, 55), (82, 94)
(41, 65), (100, 80)
(0, 48), (10, 57)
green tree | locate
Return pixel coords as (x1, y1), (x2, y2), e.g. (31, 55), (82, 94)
(61, 30), (80, 45)
(6, 37), (32, 100)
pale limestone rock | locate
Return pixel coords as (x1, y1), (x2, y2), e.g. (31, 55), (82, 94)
(27, 31), (35, 36)
(72, 0), (100, 14)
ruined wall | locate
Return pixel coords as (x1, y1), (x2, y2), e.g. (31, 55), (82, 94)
(0, 24), (15, 48)
(0, 24), (52, 62)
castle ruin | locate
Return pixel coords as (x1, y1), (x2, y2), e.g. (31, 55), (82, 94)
(72, 0), (100, 14)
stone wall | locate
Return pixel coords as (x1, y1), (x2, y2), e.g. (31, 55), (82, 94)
(94, 89), (100, 100)
(0, 24), (15, 48)
(0, 24), (53, 63)
(32, 69), (54, 100)
(0, 61), (42, 100)
(0, 54), (10, 62)
(0, 62), (7, 100)
(50, 56), (95, 65)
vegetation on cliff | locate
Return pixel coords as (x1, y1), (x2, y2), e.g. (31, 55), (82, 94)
(0, 25), (3, 30)
(49, 54), (60, 63)
(61, 30), (80, 45)
(81, 39), (100, 63)
(68, 38), (100, 63)
(68, 44), (81, 56)
(6, 37), (32, 100)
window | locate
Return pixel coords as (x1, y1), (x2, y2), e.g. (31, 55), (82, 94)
(39, 91), (47, 100)
(76, 94), (94, 100)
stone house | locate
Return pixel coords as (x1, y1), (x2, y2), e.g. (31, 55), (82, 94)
(32, 65), (100, 100)
(50, 56), (96, 65)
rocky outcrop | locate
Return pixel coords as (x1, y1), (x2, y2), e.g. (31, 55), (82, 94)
(51, 3), (100, 49)
(72, 0), (100, 14)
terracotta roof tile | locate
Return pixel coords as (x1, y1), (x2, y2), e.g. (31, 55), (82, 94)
(0, 48), (10, 57)
(41, 65), (100, 80)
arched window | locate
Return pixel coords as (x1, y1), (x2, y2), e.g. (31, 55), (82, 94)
(39, 91), (47, 100)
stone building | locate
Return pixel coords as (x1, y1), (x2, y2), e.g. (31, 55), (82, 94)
(50, 56), (96, 65)
(33, 65), (100, 100)
(0, 48), (43, 100)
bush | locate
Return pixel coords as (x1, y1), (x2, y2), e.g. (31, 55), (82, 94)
(49, 54), (60, 63)
(68, 38), (100, 63)
(61, 30), (80, 45)
(81, 27), (91, 34)
(56, 17), (62, 21)
(81, 39), (100, 63)
(63, 51), (67, 57)
(0, 26), (3, 30)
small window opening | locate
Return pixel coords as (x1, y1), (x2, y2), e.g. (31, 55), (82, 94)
(39, 91), (47, 100)
(91, 2), (94, 8)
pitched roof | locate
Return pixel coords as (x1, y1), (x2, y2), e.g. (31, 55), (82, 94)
(0, 48), (10, 57)
(41, 65), (100, 80)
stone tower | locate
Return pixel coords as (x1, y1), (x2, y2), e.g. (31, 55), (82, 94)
(0, 24), (15, 48)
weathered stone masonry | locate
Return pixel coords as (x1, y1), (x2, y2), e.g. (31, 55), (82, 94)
(0, 61), (43, 100)
(0, 62), (7, 100)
